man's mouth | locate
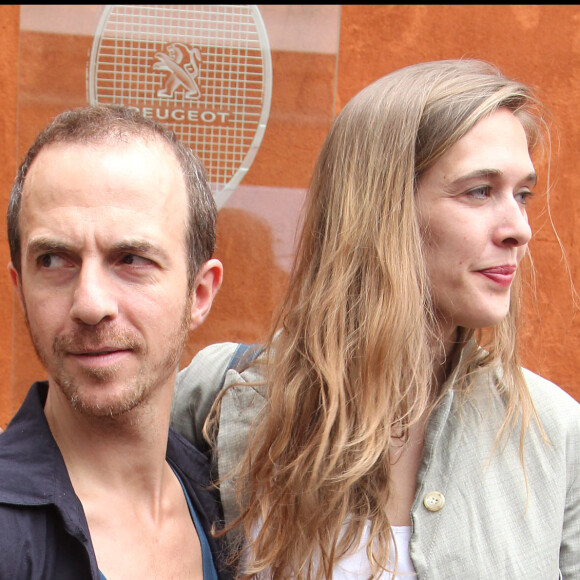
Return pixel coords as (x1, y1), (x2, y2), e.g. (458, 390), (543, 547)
(66, 347), (133, 367)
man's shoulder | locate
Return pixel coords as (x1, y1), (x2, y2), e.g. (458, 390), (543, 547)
(167, 426), (213, 478)
(0, 479), (95, 578)
(0, 382), (64, 503)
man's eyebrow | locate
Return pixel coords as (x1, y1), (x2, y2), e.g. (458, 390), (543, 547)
(110, 240), (155, 254)
(448, 168), (538, 187)
(25, 237), (171, 262)
(110, 240), (171, 262)
(26, 237), (72, 257)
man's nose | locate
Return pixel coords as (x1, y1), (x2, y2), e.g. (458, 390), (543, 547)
(69, 262), (119, 326)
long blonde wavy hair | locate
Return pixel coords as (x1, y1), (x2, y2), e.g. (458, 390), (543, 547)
(219, 59), (549, 579)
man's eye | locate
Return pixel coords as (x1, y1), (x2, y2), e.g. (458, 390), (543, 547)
(121, 254), (152, 266)
(37, 254), (66, 268)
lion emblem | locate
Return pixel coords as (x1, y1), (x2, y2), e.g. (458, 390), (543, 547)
(153, 42), (202, 99)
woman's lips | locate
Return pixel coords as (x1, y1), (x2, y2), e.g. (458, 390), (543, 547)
(477, 265), (516, 287)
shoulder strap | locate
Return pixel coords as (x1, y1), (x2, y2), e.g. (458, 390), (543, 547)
(208, 343), (263, 479)
(218, 343), (263, 392)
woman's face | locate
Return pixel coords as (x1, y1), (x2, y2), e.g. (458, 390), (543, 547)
(416, 107), (535, 340)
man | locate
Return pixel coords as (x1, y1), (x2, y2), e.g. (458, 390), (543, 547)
(0, 105), (226, 579)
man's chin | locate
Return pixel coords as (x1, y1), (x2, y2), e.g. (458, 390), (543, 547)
(54, 373), (146, 418)
(69, 390), (143, 418)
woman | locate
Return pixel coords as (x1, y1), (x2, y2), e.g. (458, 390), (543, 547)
(172, 59), (580, 579)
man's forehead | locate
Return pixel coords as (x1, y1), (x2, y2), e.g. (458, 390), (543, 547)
(19, 138), (189, 245)
(28, 135), (178, 170)
(23, 138), (185, 203)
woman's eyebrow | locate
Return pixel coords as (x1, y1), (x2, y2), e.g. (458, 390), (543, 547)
(448, 168), (537, 187)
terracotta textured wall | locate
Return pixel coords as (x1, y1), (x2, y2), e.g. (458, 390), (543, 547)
(1, 6), (579, 427)
(0, 5), (20, 427)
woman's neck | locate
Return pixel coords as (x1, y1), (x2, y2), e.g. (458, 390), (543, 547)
(432, 326), (460, 391)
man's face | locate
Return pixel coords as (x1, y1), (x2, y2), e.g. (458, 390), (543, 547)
(11, 138), (198, 417)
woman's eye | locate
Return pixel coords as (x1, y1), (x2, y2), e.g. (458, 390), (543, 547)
(466, 186), (490, 200)
(515, 190), (533, 205)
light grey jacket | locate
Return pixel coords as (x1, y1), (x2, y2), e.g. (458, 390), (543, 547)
(171, 342), (580, 579)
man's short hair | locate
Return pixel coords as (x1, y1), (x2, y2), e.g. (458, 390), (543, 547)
(7, 105), (217, 290)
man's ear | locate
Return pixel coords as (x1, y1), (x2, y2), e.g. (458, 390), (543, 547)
(7, 262), (24, 311)
(188, 258), (223, 331)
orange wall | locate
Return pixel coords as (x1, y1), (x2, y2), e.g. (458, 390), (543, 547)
(0, 5), (19, 427)
(1, 5), (579, 427)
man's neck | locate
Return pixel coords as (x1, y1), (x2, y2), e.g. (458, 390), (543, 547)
(43, 380), (205, 580)
(43, 379), (174, 498)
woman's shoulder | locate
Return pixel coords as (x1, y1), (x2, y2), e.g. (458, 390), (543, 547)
(171, 342), (250, 446)
(183, 342), (266, 382)
(522, 367), (579, 410)
(181, 342), (243, 384)
(171, 342), (267, 443)
(521, 367), (580, 437)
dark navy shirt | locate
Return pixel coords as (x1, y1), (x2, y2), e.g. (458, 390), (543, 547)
(0, 382), (231, 580)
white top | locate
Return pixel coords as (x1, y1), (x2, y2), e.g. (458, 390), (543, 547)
(334, 524), (416, 579)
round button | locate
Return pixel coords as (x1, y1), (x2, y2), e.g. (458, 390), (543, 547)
(423, 491), (445, 512)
